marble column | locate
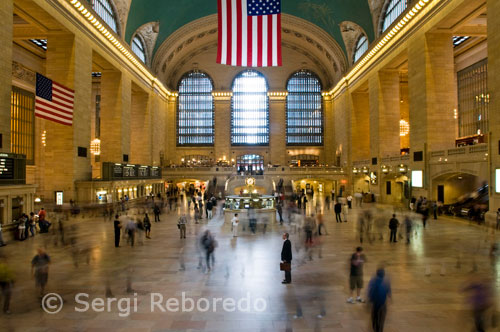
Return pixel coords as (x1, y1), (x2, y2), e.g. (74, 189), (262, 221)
(100, 70), (131, 163)
(43, 33), (92, 201)
(0, 0), (12, 152)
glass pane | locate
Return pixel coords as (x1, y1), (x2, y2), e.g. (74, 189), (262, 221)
(177, 71), (214, 145)
(286, 71), (323, 145)
(382, 0), (407, 32)
(231, 70), (269, 145)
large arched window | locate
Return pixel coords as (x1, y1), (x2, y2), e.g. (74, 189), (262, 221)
(177, 71), (214, 146)
(353, 35), (368, 63)
(131, 35), (146, 63)
(89, 0), (119, 33)
(231, 70), (269, 145)
(381, 0), (407, 33)
(286, 70), (323, 145)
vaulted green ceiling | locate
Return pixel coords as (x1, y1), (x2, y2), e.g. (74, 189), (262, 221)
(125, 0), (375, 58)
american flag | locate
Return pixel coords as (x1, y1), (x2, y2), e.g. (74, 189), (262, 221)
(35, 73), (74, 126)
(217, 0), (282, 67)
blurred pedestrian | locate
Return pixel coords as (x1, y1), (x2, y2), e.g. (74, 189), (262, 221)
(201, 230), (216, 272)
(113, 215), (121, 247)
(463, 276), (494, 332)
(335, 201), (342, 223)
(404, 216), (412, 245)
(281, 232), (292, 284)
(177, 214), (187, 239)
(125, 219), (136, 247)
(496, 208), (500, 230)
(347, 194), (353, 209)
(153, 205), (161, 222)
(29, 212), (36, 237)
(368, 268), (391, 332)
(347, 247), (366, 304)
(0, 259), (14, 314)
(0, 224), (5, 246)
(232, 214), (239, 237)
(277, 203), (284, 225)
(144, 213), (151, 239)
(389, 214), (399, 243)
(31, 248), (51, 297)
(342, 202), (349, 222)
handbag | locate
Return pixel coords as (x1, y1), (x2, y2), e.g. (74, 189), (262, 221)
(280, 262), (291, 271)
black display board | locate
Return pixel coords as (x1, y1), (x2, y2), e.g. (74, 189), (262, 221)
(0, 153), (26, 184)
(102, 162), (161, 180)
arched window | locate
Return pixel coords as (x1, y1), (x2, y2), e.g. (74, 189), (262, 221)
(89, 0), (119, 33)
(286, 70), (323, 145)
(177, 71), (214, 146)
(353, 35), (368, 63)
(131, 35), (146, 63)
(381, 0), (407, 33)
(231, 70), (269, 145)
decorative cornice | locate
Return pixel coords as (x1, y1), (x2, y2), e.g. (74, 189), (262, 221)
(12, 61), (36, 86)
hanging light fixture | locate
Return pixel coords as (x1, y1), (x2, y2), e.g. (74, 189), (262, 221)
(400, 119), (409, 137)
(90, 138), (101, 155)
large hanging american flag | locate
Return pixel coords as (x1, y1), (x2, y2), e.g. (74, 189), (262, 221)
(217, 0), (282, 67)
(35, 73), (74, 126)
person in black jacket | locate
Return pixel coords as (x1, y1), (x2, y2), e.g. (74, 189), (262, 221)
(389, 214), (399, 243)
(281, 233), (292, 284)
(334, 201), (343, 223)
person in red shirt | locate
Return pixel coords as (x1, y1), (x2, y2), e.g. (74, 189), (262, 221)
(37, 208), (46, 222)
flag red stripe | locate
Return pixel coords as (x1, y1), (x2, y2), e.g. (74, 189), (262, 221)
(52, 81), (74, 94)
(226, 0), (232, 66)
(52, 93), (74, 106)
(217, 0), (223, 64)
(277, 14), (282, 66)
(52, 84), (74, 98)
(50, 98), (74, 111)
(36, 99), (73, 117)
(257, 15), (263, 67)
(267, 16), (273, 67)
(236, 0), (242, 66)
(247, 16), (253, 67)
(35, 113), (72, 126)
(35, 107), (73, 121)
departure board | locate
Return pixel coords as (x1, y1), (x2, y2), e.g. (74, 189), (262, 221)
(0, 157), (14, 179)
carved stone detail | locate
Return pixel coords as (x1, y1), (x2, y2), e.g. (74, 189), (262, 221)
(12, 61), (36, 86)
(368, 0), (387, 37)
(132, 21), (160, 67)
(339, 21), (367, 66)
(113, 0), (131, 38)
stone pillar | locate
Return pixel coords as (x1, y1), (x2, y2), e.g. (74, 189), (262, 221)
(43, 33), (92, 201)
(408, 32), (456, 197)
(214, 95), (231, 162)
(151, 94), (168, 166)
(369, 71), (400, 159)
(408, 33), (456, 154)
(165, 96), (177, 165)
(0, 0), (12, 152)
(323, 95), (335, 165)
(334, 91), (352, 168)
(487, 0), (500, 223)
(130, 86), (151, 165)
(100, 70), (131, 163)
(269, 95), (286, 166)
(350, 91), (370, 162)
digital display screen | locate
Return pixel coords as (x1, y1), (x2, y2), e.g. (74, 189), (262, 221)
(56, 191), (63, 205)
(412, 170), (423, 188)
(0, 157), (14, 179)
(496, 169), (500, 193)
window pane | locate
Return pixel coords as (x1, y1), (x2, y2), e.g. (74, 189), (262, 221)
(353, 35), (368, 63)
(132, 36), (146, 63)
(177, 71), (214, 146)
(231, 70), (269, 145)
(89, 0), (118, 33)
(382, 0), (407, 32)
(286, 71), (323, 146)
(11, 86), (35, 164)
(457, 59), (488, 138)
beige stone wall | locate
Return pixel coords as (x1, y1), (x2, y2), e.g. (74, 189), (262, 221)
(0, 0), (12, 153)
(351, 91), (370, 162)
(323, 97), (335, 165)
(488, 0), (500, 217)
(130, 87), (151, 165)
(269, 98), (286, 166)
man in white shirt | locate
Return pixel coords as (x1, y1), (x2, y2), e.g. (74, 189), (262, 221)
(231, 214), (239, 237)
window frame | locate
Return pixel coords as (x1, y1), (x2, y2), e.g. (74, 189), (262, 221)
(230, 70), (270, 146)
(381, 0), (408, 34)
(10, 86), (35, 165)
(285, 70), (324, 146)
(88, 0), (119, 34)
(176, 70), (215, 147)
(353, 34), (368, 64)
(131, 34), (147, 63)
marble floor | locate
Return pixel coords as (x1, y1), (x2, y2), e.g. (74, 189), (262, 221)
(0, 199), (498, 332)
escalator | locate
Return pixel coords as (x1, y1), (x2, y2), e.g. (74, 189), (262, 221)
(443, 184), (489, 220)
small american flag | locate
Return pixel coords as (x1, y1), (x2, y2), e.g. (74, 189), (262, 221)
(217, 0), (282, 67)
(35, 73), (74, 126)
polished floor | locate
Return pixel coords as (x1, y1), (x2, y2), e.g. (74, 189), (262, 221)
(0, 198), (498, 332)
